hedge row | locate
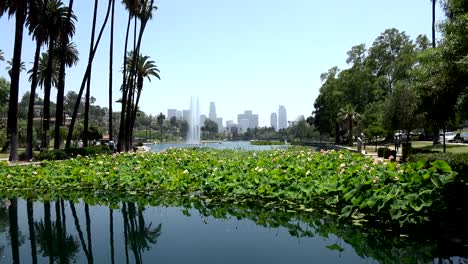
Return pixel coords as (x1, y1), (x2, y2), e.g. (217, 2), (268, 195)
(35, 145), (112, 161)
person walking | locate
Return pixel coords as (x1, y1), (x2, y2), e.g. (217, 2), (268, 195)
(357, 134), (363, 154)
(394, 135), (400, 152)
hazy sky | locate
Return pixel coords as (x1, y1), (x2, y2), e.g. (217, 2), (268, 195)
(0, 0), (442, 127)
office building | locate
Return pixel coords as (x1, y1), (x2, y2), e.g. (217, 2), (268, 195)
(200, 114), (207, 126)
(167, 109), (177, 119)
(278, 105), (287, 129)
(209, 102), (217, 120)
(270, 113), (278, 131)
(237, 110), (259, 132)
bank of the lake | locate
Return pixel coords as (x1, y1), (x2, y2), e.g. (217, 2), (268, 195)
(0, 147), (463, 228)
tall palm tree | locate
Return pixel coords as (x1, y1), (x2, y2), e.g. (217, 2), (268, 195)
(118, 0), (143, 152)
(432, 0), (436, 49)
(337, 104), (360, 146)
(108, 0), (116, 142)
(25, 0), (49, 160)
(128, 53), (160, 142)
(83, 0), (99, 148)
(41, 0), (73, 150)
(65, 0), (113, 149)
(27, 199), (38, 264)
(54, 0), (77, 149)
(1, 0), (27, 161)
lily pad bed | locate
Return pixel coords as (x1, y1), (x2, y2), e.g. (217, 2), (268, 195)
(0, 147), (460, 227)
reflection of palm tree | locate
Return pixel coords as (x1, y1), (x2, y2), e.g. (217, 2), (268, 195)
(35, 201), (80, 264)
(27, 199), (38, 264)
(125, 203), (162, 263)
(70, 202), (93, 263)
(9, 198), (20, 264)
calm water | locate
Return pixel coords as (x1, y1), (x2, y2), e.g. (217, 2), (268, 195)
(150, 141), (289, 152)
(1, 198), (467, 264)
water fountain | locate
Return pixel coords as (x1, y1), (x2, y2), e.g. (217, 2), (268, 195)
(186, 96), (201, 144)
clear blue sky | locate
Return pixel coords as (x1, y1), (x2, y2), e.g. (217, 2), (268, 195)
(0, 0), (442, 127)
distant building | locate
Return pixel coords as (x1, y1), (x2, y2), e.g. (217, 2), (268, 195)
(209, 102), (217, 121)
(215, 117), (224, 132)
(182, 110), (191, 122)
(270, 113), (278, 131)
(297, 115), (305, 121)
(278, 105), (287, 129)
(176, 111), (183, 120)
(167, 109), (177, 119)
(237, 110), (258, 132)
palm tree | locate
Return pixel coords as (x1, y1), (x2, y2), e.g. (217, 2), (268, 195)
(1, 0), (27, 161)
(65, 0), (113, 149)
(118, 0), (143, 152)
(0, 49), (4, 61)
(337, 104), (360, 146)
(6, 59), (26, 76)
(128, 53), (160, 142)
(27, 199), (38, 264)
(25, 0), (49, 160)
(83, 0), (100, 148)
(432, 0), (436, 49)
(108, 0), (116, 142)
(41, 0), (73, 150)
(54, 0), (77, 149)
(157, 112), (165, 143)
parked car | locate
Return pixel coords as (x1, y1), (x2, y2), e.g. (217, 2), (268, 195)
(440, 132), (456, 143)
(453, 132), (468, 143)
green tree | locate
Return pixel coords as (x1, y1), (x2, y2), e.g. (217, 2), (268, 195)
(157, 112), (165, 143)
(337, 104), (360, 146)
(1, 0), (27, 161)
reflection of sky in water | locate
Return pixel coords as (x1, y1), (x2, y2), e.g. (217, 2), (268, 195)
(2, 199), (373, 264)
(151, 141), (289, 153)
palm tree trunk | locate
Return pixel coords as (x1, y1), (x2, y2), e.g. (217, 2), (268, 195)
(26, 40), (42, 159)
(8, 0), (26, 161)
(70, 202), (91, 260)
(117, 13), (133, 152)
(84, 0), (99, 148)
(27, 200), (38, 264)
(110, 208), (115, 264)
(65, 0), (112, 148)
(122, 203), (130, 264)
(8, 198), (20, 264)
(42, 38), (55, 150)
(348, 118), (353, 146)
(55, 201), (65, 263)
(54, 0), (75, 149)
(432, 0), (436, 49)
(125, 17), (139, 150)
(108, 0), (115, 141)
(85, 204), (94, 263)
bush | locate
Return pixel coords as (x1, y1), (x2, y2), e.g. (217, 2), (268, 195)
(377, 147), (389, 157)
(36, 149), (69, 161)
(408, 152), (468, 176)
(36, 145), (112, 161)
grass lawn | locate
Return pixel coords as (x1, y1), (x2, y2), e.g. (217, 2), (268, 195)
(411, 141), (468, 153)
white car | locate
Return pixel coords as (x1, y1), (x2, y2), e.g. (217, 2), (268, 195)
(439, 132), (456, 143)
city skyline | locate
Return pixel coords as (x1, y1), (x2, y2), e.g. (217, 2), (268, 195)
(0, 1), (440, 128)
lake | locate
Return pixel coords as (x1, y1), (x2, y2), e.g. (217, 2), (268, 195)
(149, 141), (289, 152)
(0, 197), (466, 263)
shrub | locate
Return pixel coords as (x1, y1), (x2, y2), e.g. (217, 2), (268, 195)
(377, 147), (389, 157)
(37, 145), (112, 161)
(36, 149), (69, 161)
(408, 153), (468, 176)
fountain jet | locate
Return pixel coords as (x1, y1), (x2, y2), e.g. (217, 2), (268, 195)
(186, 96), (200, 144)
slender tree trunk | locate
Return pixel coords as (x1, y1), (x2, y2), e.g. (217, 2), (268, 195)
(54, 0), (75, 149)
(70, 202), (91, 260)
(65, 0), (112, 148)
(117, 13), (133, 152)
(8, 199), (20, 264)
(27, 200), (38, 264)
(44, 201), (54, 264)
(42, 38), (55, 150)
(84, 0), (99, 148)
(122, 203), (130, 264)
(108, 0), (115, 141)
(110, 208), (115, 264)
(26, 40), (42, 159)
(125, 18), (139, 151)
(85, 204), (94, 263)
(55, 201), (65, 263)
(432, 0), (436, 49)
(8, 0), (26, 161)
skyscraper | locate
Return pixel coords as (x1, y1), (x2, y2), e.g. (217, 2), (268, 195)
(270, 113), (278, 131)
(237, 110), (259, 132)
(278, 105), (287, 129)
(167, 109), (177, 119)
(209, 102), (217, 121)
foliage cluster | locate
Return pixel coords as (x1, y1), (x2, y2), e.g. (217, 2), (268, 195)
(250, 140), (285, 146)
(0, 147), (459, 227)
(408, 152), (468, 176)
(35, 145), (111, 161)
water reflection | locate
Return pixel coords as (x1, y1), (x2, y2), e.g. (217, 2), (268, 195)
(0, 196), (466, 263)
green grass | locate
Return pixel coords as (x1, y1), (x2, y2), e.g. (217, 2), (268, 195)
(411, 141), (468, 153)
